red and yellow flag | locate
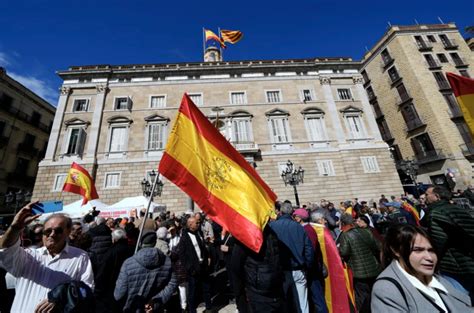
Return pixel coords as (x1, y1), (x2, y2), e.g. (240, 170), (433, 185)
(204, 29), (226, 48)
(447, 72), (474, 136)
(220, 29), (243, 44)
(62, 162), (99, 205)
(312, 224), (356, 313)
(401, 201), (420, 226)
(158, 94), (277, 252)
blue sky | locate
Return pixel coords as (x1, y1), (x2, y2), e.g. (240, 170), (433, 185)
(0, 0), (472, 105)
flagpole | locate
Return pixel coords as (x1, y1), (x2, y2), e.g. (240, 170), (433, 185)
(134, 174), (159, 254)
(202, 27), (206, 60)
(218, 26), (223, 60)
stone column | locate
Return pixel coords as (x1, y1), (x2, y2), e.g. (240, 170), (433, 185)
(44, 86), (71, 161)
(320, 76), (345, 143)
(85, 84), (108, 161)
(353, 76), (382, 141)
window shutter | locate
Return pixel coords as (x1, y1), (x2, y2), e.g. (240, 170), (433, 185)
(77, 128), (86, 156)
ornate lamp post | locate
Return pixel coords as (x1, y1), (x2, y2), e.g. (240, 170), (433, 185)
(281, 160), (305, 207)
(140, 170), (164, 201)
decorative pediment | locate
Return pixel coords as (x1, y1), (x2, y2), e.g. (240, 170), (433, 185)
(64, 118), (90, 127)
(229, 110), (253, 118)
(144, 114), (169, 122)
(301, 107), (325, 115)
(265, 108), (290, 116)
(340, 105), (363, 113)
(107, 115), (133, 124)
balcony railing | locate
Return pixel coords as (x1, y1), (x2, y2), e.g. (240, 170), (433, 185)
(414, 149), (446, 165)
(396, 92), (413, 106)
(232, 142), (259, 153)
(381, 131), (394, 142)
(381, 56), (395, 69)
(17, 143), (39, 158)
(460, 143), (474, 158)
(373, 105), (384, 118)
(404, 118), (426, 132)
(436, 80), (451, 91)
(426, 59), (442, 70)
(447, 106), (463, 119)
(0, 105), (52, 134)
(453, 57), (468, 68)
(416, 41), (433, 51)
(442, 38), (458, 50)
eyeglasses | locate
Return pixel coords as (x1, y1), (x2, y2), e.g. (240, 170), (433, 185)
(43, 227), (64, 237)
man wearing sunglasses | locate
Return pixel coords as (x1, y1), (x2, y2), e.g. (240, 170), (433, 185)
(0, 202), (94, 313)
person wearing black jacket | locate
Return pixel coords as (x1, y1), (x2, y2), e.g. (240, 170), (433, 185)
(87, 217), (112, 275)
(178, 216), (212, 313)
(94, 228), (133, 313)
(230, 226), (284, 313)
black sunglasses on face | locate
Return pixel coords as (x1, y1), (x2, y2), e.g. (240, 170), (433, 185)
(43, 227), (64, 236)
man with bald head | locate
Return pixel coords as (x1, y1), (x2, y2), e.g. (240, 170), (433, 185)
(0, 202), (94, 313)
(178, 216), (212, 313)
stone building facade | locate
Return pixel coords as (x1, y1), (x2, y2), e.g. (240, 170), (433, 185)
(361, 23), (474, 190)
(33, 56), (403, 211)
(0, 67), (55, 213)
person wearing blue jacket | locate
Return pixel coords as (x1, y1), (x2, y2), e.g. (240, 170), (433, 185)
(270, 201), (314, 313)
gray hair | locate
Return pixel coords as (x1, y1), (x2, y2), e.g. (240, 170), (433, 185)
(340, 213), (354, 226)
(280, 202), (293, 215)
(44, 214), (72, 230)
(156, 227), (168, 239)
(95, 217), (106, 225)
(310, 211), (325, 223)
(111, 228), (127, 242)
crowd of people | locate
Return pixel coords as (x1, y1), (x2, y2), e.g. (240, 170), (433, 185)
(0, 184), (473, 312)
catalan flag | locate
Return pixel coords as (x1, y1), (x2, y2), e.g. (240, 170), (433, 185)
(158, 94), (277, 252)
(220, 29), (243, 44)
(312, 224), (356, 313)
(447, 73), (474, 137)
(63, 162), (99, 205)
(204, 29), (226, 48)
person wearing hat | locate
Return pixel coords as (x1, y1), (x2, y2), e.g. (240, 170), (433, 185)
(293, 209), (327, 313)
(114, 229), (177, 312)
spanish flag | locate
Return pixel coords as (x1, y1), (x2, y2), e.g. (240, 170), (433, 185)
(158, 94), (277, 252)
(204, 29), (226, 48)
(312, 224), (356, 313)
(220, 29), (243, 44)
(62, 162), (99, 205)
(447, 73), (474, 136)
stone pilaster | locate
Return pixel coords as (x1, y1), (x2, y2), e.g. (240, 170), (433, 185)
(353, 76), (382, 141)
(85, 84), (109, 161)
(44, 86), (71, 161)
(320, 76), (345, 143)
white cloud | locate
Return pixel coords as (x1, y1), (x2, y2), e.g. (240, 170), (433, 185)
(9, 72), (58, 105)
(0, 52), (10, 66)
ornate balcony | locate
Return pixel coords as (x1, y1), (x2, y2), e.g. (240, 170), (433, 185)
(414, 149), (446, 165)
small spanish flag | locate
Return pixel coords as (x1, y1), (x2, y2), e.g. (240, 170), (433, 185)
(447, 73), (474, 136)
(220, 29), (243, 44)
(159, 94), (277, 252)
(63, 162), (99, 205)
(204, 29), (226, 48)
(312, 224), (356, 313)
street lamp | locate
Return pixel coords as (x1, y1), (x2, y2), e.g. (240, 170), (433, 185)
(281, 160), (305, 207)
(4, 190), (32, 214)
(399, 159), (419, 195)
(141, 170), (164, 200)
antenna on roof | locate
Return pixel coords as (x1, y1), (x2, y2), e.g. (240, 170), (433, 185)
(414, 19), (419, 25)
(437, 16), (445, 24)
(365, 46), (369, 53)
(387, 21), (392, 27)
